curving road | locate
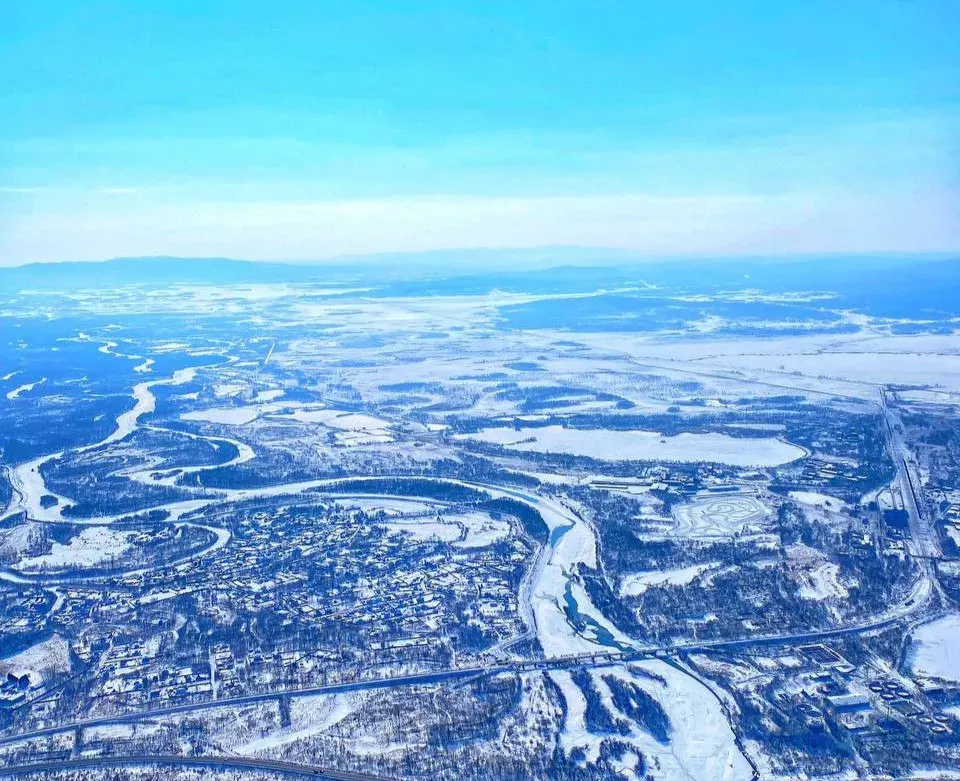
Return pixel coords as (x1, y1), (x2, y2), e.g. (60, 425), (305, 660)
(0, 565), (935, 751)
(0, 359), (942, 779)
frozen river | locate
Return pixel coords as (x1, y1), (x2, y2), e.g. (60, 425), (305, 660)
(1, 368), (754, 781)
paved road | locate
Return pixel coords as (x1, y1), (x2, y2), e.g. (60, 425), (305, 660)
(880, 389), (941, 562)
(0, 754), (397, 780)
(0, 667), (487, 747)
(0, 568), (933, 750)
(1, 354), (941, 774)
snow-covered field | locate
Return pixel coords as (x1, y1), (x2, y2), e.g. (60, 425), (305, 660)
(451, 511), (511, 548)
(254, 388), (285, 402)
(235, 691), (369, 755)
(789, 490), (847, 510)
(213, 383), (245, 398)
(797, 563), (849, 601)
(282, 408), (394, 444)
(6, 378), (45, 400)
(908, 613), (960, 682)
(382, 519), (462, 543)
(0, 635), (71, 686)
(620, 562), (718, 597)
(715, 351), (960, 393)
(17, 526), (134, 572)
(378, 509), (511, 548)
(182, 403), (394, 445)
(330, 497), (443, 516)
(457, 425), (805, 467)
(671, 494), (771, 540)
(182, 406), (263, 425)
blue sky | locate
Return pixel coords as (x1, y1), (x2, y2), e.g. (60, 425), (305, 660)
(1, 0), (958, 264)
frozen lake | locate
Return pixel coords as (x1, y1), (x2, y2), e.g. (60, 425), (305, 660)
(457, 425), (806, 467)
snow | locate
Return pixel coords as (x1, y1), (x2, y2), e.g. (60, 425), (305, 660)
(331, 497), (442, 516)
(620, 562), (718, 597)
(382, 520), (462, 543)
(458, 425), (805, 467)
(559, 329), (960, 394)
(671, 494), (770, 540)
(3, 453), (74, 523)
(619, 662), (752, 781)
(909, 613), (960, 682)
(789, 544), (850, 601)
(797, 563), (849, 601)
(97, 369), (196, 449)
(183, 406), (260, 425)
(254, 388), (285, 402)
(6, 378), (46, 400)
(376, 508), (510, 549)
(236, 691), (367, 755)
(284, 408), (394, 443)
(452, 511), (511, 548)
(136, 587), (196, 605)
(716, 351), (960, 394)
(550, 669), (603, 763)
(0, 522), (45, 556)
(0, 635), (71, 686)
(551, 663), (753, 781)
(17, 526), (134, 572)
(948, 526), (960, 548)
(179, 403), (391, 442)
(348, 736), (408, 757)
(789, 490), (846, 510)
(214, 383), (245, 397)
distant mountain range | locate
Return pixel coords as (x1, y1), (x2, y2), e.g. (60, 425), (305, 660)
(1, 252), (957, 321)
(0, 248), (637, 289)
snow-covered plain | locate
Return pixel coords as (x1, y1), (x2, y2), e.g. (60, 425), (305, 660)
(181, 403), (394, 445)
(382, 520), (462, 543)
(283, 409), (394, 444)
(182, 406), (262, 425)
(457, 425), (805, 467)
(789, 490), (847, 510)
(0, 635), (71, 686)
(235, 691), (368, 755)
(17, 526), (134, 572)
(620, 562), (718, 597)
(6, 378), (46, 400)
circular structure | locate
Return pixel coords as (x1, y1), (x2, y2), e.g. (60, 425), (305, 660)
(671, 493), (771, 540)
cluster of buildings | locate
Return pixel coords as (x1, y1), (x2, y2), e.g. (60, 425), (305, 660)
(3, 495), (530, 729)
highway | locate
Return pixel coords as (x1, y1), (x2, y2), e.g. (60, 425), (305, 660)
(880, 389), (941, 562)
(0, 565), (934, 750)
(0, 754), (397, 780)
(617, 356), (940, 560)
(1, 343), (945, 778)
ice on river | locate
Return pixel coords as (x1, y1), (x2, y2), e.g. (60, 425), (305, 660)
(909, 613), (960, 683)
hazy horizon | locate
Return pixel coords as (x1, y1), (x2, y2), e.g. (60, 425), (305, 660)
(4, 247), (958, 275)
(3, 1), (958, 266)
